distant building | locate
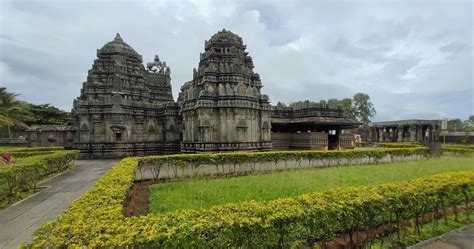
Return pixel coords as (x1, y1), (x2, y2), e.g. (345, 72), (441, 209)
(27, 30), (359, 158)
(369, 119), (441, 143)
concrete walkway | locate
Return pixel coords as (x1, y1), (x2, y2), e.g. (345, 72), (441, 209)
(0, 160), (117, 249)
(410, 224), (474, 249)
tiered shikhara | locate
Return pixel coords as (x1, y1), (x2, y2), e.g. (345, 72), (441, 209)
(62, 30), (359, 158)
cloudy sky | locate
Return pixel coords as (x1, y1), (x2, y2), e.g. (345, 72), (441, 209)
(0, 0), (472, 121)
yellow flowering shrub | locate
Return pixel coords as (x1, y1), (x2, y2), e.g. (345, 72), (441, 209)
(0, 150), (79, 204)
(26, 149), (472, 248)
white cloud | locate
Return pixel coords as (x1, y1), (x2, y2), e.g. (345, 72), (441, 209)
(0, 0), (472, 121)
(279, 35), (314, 52)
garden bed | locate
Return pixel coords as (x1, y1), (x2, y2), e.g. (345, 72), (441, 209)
(0, 149), (79, 208)
(146, 156), (474, 213)
(24, 147), (473, 248)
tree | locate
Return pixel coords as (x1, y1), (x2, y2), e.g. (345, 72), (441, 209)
(0, 87), (30, 138)
(336, 98), (357, 121)
(447, 119), (464, 131)
(352, 93), (376, 124)
(275, 101), (287, 108)
(24, 103), (72, 126)
(332, 93), (376, 124)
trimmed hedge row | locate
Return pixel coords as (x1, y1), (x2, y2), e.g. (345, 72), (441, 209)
(442, 143), (474, 149)
(0, 150), (79, 203)
(442, 147), (474, 156)
(27, 157), (139, 248)
(0, 146), (65, 159)
(137, 148), (429, 181)
(441, 144), (474, 156)
(27, 152), (471, 248)
(378, 142), (424, 148)
(140, 147), (429, 168)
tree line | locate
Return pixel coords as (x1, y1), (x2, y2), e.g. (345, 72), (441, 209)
(0, 87), (72, 138)
(276, 92), (377, 124)
(446, 116), (474, 132)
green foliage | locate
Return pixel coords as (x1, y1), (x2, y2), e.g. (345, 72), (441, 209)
(0, 150), (79, 207)
(0, 87), (29, 130)
(23, 103), (72, 126)
(0, 87), (72, 132)
(26, 166), (474, 248)
(353, 92), (376, 124)
(378, 142), (424, 148)
(441, 144), (474, 156)
(355, 141), (368, 147)
(366, 211), (470, 248)
(273, 92), (375, 123)
(139, 147), (429, 180)
(331, 93), (376, 123)
(338, 97), (357, 120)
(0, 146), (65, 158)
(149, 156), (474, 213)
(275, 101), (287, 108)
(447, 117), (474, 132)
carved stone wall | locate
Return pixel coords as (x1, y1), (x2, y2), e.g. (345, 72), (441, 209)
(178, 29), (272, 152)
(72, 34), (179, 158)
(27, 125), (75, 148)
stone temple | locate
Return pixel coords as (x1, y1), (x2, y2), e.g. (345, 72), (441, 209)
(27, 30), (360, 158)
(179, 30), (272, 152)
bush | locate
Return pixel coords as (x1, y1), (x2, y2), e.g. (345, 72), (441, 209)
(138, 147), (429, 181)
(26, 153), (471, 248)
(0, 146), (65, 159)
(441, 144), (474, 156)
(0, 150), (79, 204)
(355, 141), (368, 147)
(378, 142), (424, 148)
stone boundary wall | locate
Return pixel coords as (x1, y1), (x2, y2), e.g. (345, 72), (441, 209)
(440, 131), (474, 144)
(135, 154), (425, 181)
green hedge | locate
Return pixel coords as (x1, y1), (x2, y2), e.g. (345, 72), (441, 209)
(26, 152), (471, 248)
(137, 148), (430, 181)
(378, 142), (424, 148)
(139, 147), (429, 180)
(0, 150), (79, 204)
(0, 146), (65, 159)
(441, 144), (474, 156)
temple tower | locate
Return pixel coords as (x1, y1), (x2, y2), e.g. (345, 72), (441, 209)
(178, 29), (272, 152)
(72, 33), (179, 158)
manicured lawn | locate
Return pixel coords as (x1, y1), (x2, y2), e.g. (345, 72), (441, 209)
(149, 157), (474, 213)
(365, 211), (471, 248)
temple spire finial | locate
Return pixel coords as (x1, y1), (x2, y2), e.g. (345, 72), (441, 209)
(114, 33), (123, 42)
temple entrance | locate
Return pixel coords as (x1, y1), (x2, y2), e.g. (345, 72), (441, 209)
(115, 132), (122, 142)
(328, 130), (339, 150)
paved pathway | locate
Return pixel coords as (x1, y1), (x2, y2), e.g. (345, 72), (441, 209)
(410, 224), (474, 249)
(0, 160), (117, 249)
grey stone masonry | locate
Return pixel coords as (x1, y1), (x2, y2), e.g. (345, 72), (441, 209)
(71, 34), (180, 158)
(178, 29), (272, 152)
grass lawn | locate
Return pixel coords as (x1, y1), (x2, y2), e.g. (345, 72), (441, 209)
(364, 211), (471, 248)
(149, 157), (474, 213)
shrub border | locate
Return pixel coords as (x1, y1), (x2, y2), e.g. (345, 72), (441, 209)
(0, 150), (79, 204)
(25, 147), (474, 248)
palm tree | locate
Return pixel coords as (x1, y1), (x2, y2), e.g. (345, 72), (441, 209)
(0, 87), (29, 139)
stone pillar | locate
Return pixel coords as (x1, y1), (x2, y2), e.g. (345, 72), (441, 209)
(397, 126), (404, 142)
(416, 126), (424, 142)
(409, 125), (417, 142)
(378, 128), (384, 142)
(368, 127), (373, 143)
(426, 126), (432, 142)
(432, 125), (440, 142)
